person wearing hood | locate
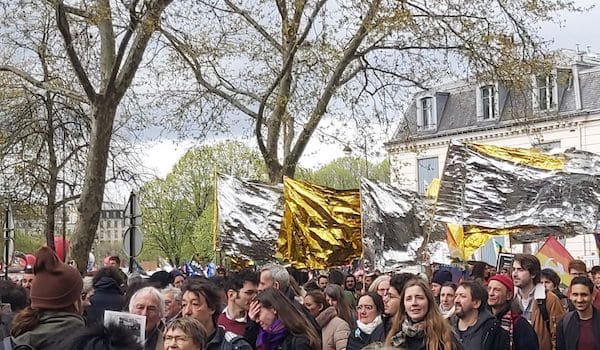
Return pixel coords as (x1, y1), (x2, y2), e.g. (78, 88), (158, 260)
(304, 290), (350, 350)
(452, 280), (509, 350)
(10, 246), (85, 349)
(439, 282), (457, 320)
(86, 266), (126, 324)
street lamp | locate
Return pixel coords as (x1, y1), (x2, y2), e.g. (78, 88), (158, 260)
(343, 145), (352, 157)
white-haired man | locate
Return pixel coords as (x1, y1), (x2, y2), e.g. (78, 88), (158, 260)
(129, 286), (165, 350)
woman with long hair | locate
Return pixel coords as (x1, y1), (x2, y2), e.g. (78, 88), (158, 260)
(304, 290), (350, 350)
(385, 278), (458, 350)
(346, 292), (386, 350)
(324, 284), (355, 328)
(255, 287), (321, 350)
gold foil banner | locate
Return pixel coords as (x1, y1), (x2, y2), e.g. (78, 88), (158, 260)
(436, 141), (600, 242)
(470, 143), (565, 171)
(278, 177), (362, 269)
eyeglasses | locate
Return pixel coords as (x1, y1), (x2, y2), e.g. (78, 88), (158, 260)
(357, 305), (375, 311)
(164, 335), (191, 344)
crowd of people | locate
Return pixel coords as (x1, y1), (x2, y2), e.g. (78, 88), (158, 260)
(1, 247), (600, 350)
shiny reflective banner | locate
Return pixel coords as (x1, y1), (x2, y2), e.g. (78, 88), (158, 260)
(360, 178), (444, 270)
(214, 174), (283, 262)
(435, 141), (600, 242)
(278, 177), (362, 269)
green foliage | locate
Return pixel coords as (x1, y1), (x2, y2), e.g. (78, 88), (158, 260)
(297, 157), (390, 189)
(13, 230), (45, 255)
(139, 141), (266, 266)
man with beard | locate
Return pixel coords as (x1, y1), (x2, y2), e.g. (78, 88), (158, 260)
(556, 276), (600, 349)
(487, 274), (538, 349)
(452, 280), (508, 350)
(512, 254), (565, 350)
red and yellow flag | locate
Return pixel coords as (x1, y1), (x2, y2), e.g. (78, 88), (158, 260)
(535, 236), (573, 287)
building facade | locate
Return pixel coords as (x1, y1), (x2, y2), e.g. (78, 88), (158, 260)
(386, 51), (600, 264)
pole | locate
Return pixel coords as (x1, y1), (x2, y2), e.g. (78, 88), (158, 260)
(129, 192), (135, 274)
(62, 134), (67, 262)
(4, 207), (9, 280)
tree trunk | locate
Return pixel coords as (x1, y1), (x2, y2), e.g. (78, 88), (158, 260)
(44, 96), (57, 251)
(71, 102), (117, 274)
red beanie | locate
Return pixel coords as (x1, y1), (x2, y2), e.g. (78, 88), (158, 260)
(488, 274), (514, 292)
(30, 246), (83, 310)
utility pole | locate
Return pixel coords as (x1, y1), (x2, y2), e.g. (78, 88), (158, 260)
(3, 205), (14, 280)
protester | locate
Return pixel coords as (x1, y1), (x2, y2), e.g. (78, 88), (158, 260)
(172, 271), (186, 289)
(87, 266), (126, 324)
(328, 270), (356, 308)
(217, 269), (258, 338)
(430, 270), (453, 304)
(439, 282), (457, 319)
(487, 274), (538, 349)
(470, 262), (490, 286)
(107, 256), (121, 268)
(346, 292), (386, 350)
(367, 275), (390, 298)
(0, 280), (27, 339)
(129, 286), (165, 350)
(344, 275), (357, 300)
(19, 269), (34, 293)
(318, 276), (329, 291)
(54, 322), (144, 350)
(383, 273), (414, 333)
(512, 254), (565, 350)
(591, 266), (600, 291)
(181, 279), (252, 350)
(304, 290), (350, 350)
(324, 284), (355, 328)
(10, 247), (85, 349)
(540, 268), (570, 311)
(452, 280), (509, 350)
(164, 317), (208, 350)
(385, 278), (458, 350)
(254, 287), (321, 350)
(162, 286), (182, 324)
(362, 273), (378, 293)
(556, 276), (600, 350)
(567, 259), (600, 309)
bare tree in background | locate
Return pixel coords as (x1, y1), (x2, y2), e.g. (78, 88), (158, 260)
(0, 0), (173, 271)
(162, 0), (581, 183)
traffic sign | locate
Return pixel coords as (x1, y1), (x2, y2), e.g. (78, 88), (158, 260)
(123, 227), (143, 257)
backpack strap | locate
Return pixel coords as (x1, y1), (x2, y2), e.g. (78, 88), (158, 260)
(537, 297), (551, 333)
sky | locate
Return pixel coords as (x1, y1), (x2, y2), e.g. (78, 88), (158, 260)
(127, 1), (600, 190)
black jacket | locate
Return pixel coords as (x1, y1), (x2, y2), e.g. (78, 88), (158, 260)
(556, 308), (600, 350)
(86, 277), (124, 324)
(206, 327), (254, 350)
(346, 322), (386, 350)
(492, 305), (539, 350)
(275, 333), (314, 350)
(453, 309), (509, 350)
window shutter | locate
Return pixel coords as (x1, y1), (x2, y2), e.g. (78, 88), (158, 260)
(430, 97), (437, 128)
(494, 82), (500, 119)
(476, 86), (483, 119)
(551, 74), (558, 109)
(531, 75), (539, 111)
(416, 98), (423, 128)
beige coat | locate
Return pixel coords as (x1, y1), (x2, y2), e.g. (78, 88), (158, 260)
(317, 306), (351, 350)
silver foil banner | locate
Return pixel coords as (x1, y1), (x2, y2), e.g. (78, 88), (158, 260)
(435, 141), (600, 242)
(360, 178), (444, 270)
(215, 173), (283, 262)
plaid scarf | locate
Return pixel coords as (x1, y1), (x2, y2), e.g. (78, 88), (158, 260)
(390, 318), (426, 350)
(496, 305), (514, 350)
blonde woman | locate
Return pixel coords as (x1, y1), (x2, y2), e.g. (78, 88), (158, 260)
(385, 279), (458, 350)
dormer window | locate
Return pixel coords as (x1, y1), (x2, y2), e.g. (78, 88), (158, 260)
(416, 96), (437, 130)
(481, 85), (496, 120)
(533, 74), (557, 111)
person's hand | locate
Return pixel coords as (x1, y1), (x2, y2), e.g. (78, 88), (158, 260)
(249, 300), (261, 321)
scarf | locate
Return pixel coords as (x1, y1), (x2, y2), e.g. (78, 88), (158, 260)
(356, 315), (383, 335)
(390, 318), (426, 350)
(257, 319), (288, 350)
(439, 305), (455, 319)
(494, 304), (515, 350)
